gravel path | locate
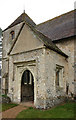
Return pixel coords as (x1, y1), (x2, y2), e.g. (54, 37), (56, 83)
(2, 105), (26, 119)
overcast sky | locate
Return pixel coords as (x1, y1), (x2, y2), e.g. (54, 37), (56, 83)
(0, 0), (75, 30)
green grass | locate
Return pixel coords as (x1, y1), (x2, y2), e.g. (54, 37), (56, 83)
(0, 94), (8, 97)
(0, 103), (18, 112)
(2, 94), (8, 98)
(16, 102), (76, 118)
(0, 94), (18, 112)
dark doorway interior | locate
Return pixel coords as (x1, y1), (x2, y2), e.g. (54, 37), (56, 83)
(21, 70), (34, 102)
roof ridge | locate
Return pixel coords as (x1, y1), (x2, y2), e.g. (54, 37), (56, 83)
(24, 13), (36, 25)
(36, 9), (74, 27)
(3, 12), (36, 32)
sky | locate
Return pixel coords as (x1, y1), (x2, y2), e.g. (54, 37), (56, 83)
(0, 0), (75, 30)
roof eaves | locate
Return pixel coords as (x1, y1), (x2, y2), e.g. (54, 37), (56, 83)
(8, 20), (68, 58)
(42, 38), (68, 58)
(52, 35), (75, 43)
(3, 21), (24, 32)
(25, 22), (68, 58)
(45, 45), (68, 58)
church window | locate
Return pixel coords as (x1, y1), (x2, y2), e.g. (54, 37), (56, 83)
(55, 64), (64, 88)
(56, 69), (59, 86)
(66, 82), (69, 95)
(10, 31), (15, 40)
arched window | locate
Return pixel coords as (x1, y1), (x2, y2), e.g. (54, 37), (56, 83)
(10, 31), (15, 40)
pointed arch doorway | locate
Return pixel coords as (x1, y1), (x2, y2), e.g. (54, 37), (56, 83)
(21, 70), (34, 102)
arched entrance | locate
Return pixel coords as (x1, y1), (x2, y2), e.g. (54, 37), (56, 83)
(21, 70), (34, 102)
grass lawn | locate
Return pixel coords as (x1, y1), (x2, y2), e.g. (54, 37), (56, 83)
(16, 102), (76, 118)
(0, 94), (18, 112)
(0, 103), (18, 112)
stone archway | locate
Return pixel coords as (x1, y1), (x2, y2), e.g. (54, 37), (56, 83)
(21, 70), (34, 102)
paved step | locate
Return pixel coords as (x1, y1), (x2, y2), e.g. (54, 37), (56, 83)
(20, 101), (34, 107)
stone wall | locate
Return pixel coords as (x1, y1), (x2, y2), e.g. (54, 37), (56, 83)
(3, 22), (23, 58)
(2, 58), (8, 94)
(8, 48), (47, 108)
(43, 48), (68, 108)
(2, 22), (23, 94)
(7, 47), (68, 109)
(55, 38), (74, 94)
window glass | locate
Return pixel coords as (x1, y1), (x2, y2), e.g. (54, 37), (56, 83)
(10, 31), (15, 40)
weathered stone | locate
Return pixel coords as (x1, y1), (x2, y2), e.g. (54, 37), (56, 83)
(2, 12), (75, 109)
(0, 95), (11, 103)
